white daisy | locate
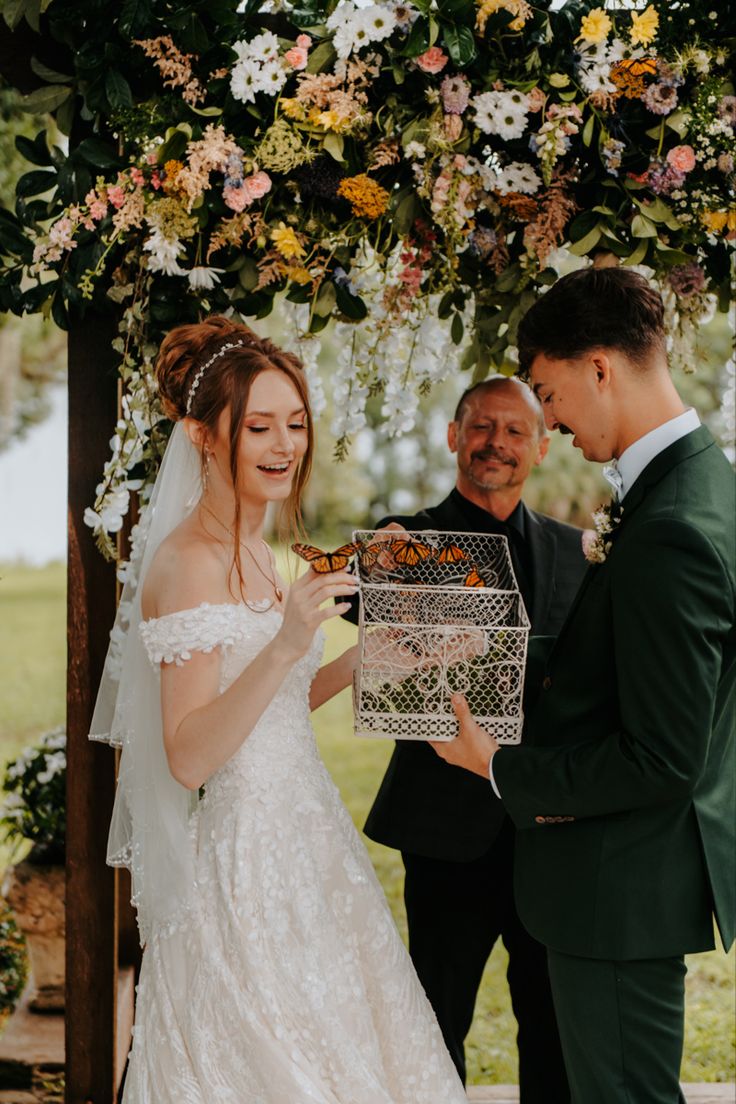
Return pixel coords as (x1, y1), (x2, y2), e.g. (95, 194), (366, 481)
(258, 58), (288, 95)
(362, 3), (397, 42)
(496, 161), (542, 195)
(231, 58), (261, 104)
(187, 266), (225, 291)
(247, 31), (280, 62)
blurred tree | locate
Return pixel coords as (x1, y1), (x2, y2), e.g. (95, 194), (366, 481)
(0, 84), (66, 451)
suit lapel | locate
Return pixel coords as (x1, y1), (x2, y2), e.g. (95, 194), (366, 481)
(524, 506), (556, 631)
(548, 426), (716, 661)
(616, 425), (715, 526)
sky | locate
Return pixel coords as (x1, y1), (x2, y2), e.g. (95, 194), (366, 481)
(0, 385), (68, 564)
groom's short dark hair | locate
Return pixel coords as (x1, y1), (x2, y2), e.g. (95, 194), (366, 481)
(517, 267), (666, 378)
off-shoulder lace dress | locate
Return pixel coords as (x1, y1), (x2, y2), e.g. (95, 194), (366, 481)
(123, 602), (467, 1104)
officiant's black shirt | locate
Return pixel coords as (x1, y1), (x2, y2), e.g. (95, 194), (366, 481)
(447, 489), (534, 619)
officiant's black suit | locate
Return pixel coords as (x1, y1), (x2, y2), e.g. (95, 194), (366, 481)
(363, 488), (586, 1098)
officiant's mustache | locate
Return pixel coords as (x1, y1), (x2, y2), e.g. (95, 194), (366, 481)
(472, 448), (517, 467)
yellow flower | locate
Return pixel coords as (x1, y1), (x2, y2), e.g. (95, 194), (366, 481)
(280, 98), (306, 122)
(285, 265), (312, 285)
(578, 8), (612, 44)
(271, 224), (306, 259)
(317, 109), (350, 132)
(476, 0), (531, 34)
(630, 4), (659, 47)
(701, 209), (735, 234)
(337, 173), (389, 220)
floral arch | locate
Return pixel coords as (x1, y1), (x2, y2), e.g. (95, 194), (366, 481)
(0, 0), (733, 560)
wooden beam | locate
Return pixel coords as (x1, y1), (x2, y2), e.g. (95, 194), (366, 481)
(66, 314), (120, 1104)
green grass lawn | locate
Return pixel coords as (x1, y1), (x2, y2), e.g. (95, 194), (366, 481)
(1, 563), (734, 1083)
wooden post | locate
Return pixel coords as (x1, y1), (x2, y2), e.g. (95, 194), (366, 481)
(66, 313), (120, 1104)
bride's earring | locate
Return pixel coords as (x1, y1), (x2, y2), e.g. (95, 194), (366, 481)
(202, 451), (212, 494)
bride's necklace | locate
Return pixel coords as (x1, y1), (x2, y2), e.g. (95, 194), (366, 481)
(199, 502), (284, 604)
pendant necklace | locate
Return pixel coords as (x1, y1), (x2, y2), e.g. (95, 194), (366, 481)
(199, 503), (283, 604)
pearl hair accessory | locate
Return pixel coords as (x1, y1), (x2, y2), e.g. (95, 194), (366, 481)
(185, 339), (247, 415)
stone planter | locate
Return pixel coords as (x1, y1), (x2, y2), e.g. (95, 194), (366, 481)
(3, 860), (65, 1012)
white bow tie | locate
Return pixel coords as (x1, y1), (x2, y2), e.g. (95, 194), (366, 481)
(602, 461), (624, 501)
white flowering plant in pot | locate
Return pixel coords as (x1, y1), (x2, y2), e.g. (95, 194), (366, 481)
(1, 728), (66, 867)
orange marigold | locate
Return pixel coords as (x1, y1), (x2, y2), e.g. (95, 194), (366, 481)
(337, 174), (389, 219)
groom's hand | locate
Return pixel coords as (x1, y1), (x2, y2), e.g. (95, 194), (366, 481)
(430, 694), (499, 779)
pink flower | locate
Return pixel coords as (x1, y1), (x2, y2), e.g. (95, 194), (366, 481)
(526, 86), (546, 113)
(243, 170), (272, 199)
(666, 145), (696, 174)
(106, 186), (126, 209)
(85, 190), (108, 221)
(296, 34), (311, 49)
(285, 45), (308, 70)
(223, 184), (251, 212)
(416, 47), (448, 74)
(129, 167), (145, 187)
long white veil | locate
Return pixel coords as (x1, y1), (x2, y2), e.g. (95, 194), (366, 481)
(89, 423), (202, 944)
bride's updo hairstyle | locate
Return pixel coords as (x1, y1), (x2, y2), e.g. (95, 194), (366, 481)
(156, 315), (313, 593)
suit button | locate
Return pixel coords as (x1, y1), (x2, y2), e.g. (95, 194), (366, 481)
(542, 676), (552, 690)
(535, 816), (545, 824)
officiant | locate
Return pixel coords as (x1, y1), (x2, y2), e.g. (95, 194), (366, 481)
(359, 376), (587, 1100)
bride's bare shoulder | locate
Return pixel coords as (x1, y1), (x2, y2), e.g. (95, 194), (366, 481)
(141, 517), (228, 621)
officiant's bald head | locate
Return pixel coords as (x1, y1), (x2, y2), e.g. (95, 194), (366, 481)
(453, 376), (546, 435)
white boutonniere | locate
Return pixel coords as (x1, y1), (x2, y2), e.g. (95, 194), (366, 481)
(582, 501), (623, 564)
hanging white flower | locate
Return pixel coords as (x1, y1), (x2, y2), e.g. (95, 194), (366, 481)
(187, 266), (225, 291)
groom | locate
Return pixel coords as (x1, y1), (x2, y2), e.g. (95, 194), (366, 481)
(432, 267), (736, 1103)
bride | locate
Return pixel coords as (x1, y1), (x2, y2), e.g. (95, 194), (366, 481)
(91, 315), (467, 1103)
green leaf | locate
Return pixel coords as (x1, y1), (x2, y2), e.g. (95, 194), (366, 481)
(401, 16), (430, 57)
(567, 223), (602, 255)
(622, 239), (649, 267)
(335, 282), (367, 320)
(2, 0), (27, 30)
(306, 41), (337, 74)
(15, 169), (55, 197)
(428, 14), (439, 46)
(438, 291), (454, 319)
(157, 128), (190, 164)
(75, 137), (121, 170)
(105, 69), (133, 110)
(451, 312), (464, 345)
(442, 22), (476, 66)
(118, 0), (153, 37)
(582, 113), (595, 148)
(495, 263), (521, 294)
(30, 57), (72, 83)
(238, 258), (259, 292)
(15, 132), (52, 167)
(189, 105), (222, 117)
(19, 85), (72, 114)
(313, 280), (336, 317)
(393, 192), (419, 236)
(322, 132), (344, 162)
(631, 214), (657, 239)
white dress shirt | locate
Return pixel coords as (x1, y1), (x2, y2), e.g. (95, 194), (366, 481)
(488, 406), (702, 798)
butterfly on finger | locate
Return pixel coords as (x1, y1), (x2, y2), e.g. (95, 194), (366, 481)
(291, 542), (358, 573)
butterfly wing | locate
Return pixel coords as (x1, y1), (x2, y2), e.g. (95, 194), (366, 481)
(464, 566), (487, 588)
(437, 541), (469, 564)
(358, 542), (382, 569)
(390, 539), (434, 567)
(291, 542), (357, 573)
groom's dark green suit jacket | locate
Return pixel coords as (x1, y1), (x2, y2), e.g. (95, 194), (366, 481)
(494, 426), (735, 961)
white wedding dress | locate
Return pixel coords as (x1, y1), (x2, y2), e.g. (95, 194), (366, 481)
(124, 600), (467, 1104)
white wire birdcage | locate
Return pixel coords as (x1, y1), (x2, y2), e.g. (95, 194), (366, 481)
(352, 529), (530, 743)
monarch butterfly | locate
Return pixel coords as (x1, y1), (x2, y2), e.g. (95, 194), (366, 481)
(437, 541), (469, 565)
(358, 542), (383, 569)
(464, 566), (487, 588)
(613, 57), (657, 78)
(291, 542), (358, 573)
(390, 538), (435, 567)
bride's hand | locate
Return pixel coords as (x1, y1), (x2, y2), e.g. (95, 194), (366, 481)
(276, 569), (358, 661)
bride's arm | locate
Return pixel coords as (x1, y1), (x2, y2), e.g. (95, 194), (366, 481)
(309, 646), (358, 711)
(149, 550), (357, 790)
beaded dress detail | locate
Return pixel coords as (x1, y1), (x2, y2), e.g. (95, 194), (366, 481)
(124, 602), (467, 1104)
